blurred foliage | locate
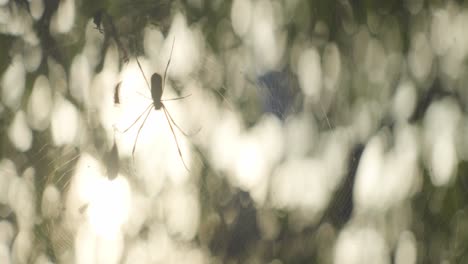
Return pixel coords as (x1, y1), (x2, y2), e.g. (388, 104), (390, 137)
(1, 0), (468, 263)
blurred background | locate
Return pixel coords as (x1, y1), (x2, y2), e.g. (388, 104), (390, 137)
(1, 0), (468, 263)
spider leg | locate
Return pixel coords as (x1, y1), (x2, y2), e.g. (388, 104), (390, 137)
(162, 38), (175, 93)
(162, 105), (190, 171)
(136, 91), (152, 100)
(135, 56), (151, 91)
(161, 94), (192, 102)
(118, 103), (153, 133)
(162, 104), (201, 137)
(132, 106), (153, 163)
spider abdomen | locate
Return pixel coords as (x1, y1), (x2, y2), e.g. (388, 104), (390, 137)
(151, 73), (163, 105)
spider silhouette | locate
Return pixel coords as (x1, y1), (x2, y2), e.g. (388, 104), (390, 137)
(118, 39), (193, 171)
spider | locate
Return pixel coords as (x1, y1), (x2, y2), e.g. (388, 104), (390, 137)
(117, 39), (193, 171)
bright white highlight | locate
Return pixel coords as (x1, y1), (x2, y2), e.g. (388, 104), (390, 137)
(408, 33), (433, 82)
(8, 111), (32, 152)
(12, 230), (33, 264)
(234, 135), (266, 191)
(210, 110), (242, 172)
(271, 159), (330, 224)
(30, 0), (45, 20)
(0, 159), (16, 205)
(86, 177), (131, 238)
(392, 81), (416, 121)
(231, 0), (252, 37)
(165, 13), (202, 81)
(164, 186), (200, 240)
(0, 221), (14, 246)
(395, 231), (417, 264)
(354, 123), (419, 211)
(251, 0), (285, 72)
(41, 185), (62, 219)
(70, 54), (91, 105)
(8, 168), (36, 230)
(27, 75), (53, 131)
(334, 227), (389, 264)
(322, 43), (341, 91)
(51, 96), (79, 146)
(50, 0), (75, 33)
(298, 48), (322, 97)
(284, 113), (317, 158)
(424, 99), (460, 186)
(68, 154), (130, 264)
(2, 55), (25, 110)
